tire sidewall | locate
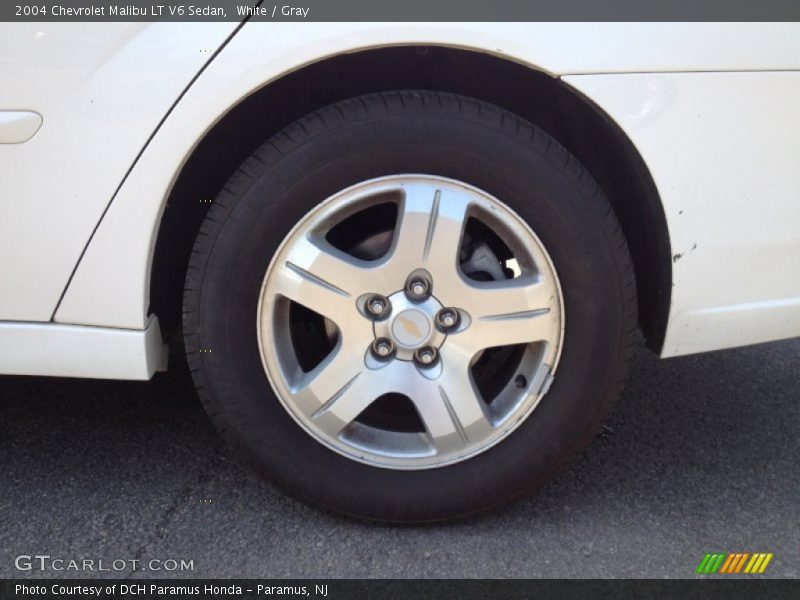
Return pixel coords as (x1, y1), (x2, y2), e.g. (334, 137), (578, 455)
(191, 97), (631, 520)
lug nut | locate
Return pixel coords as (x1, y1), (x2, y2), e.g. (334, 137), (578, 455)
(406, 276), (430, 301)
(366, 294), (390, 318)
(436, 308), (459, 331)
(414, 346), (438, 366)
(372, 338), (394, 359)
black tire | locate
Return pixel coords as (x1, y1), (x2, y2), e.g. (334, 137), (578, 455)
(183, 90), (637, 522)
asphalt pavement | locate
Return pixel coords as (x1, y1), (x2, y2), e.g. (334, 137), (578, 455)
(1, 338), (798, 579)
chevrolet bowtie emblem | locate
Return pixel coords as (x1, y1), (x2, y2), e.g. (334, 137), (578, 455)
(397, 315), (423, 339)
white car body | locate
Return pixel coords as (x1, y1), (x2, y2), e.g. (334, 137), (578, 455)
(1, 22), (799, 379)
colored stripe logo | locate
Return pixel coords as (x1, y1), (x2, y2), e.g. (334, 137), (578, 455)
(696, 553), (773, 574)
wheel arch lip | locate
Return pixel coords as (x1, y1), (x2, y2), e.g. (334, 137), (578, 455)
(54, 31), (670, 355)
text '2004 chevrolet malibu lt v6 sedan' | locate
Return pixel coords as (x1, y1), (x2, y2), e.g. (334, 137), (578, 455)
(1, 23), (798, 521)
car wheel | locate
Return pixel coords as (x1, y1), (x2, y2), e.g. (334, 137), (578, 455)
(183, 90), (637, 522)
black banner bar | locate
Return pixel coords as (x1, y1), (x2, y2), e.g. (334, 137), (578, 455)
(4, 0), (800, 22)
(2, 579), (800, 600)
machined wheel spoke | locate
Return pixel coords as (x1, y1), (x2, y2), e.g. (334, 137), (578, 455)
(272, 234), (374, 322)
(471, 306), (557, 351)
(464, 277), (556, 317)
(411, 356), (493, 454)
(389, 184), (471, 277)
(452, 278), (559, 355)
(292, 344), (372, 434)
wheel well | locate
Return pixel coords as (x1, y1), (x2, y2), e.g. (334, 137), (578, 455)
(151, 46), (671, 352)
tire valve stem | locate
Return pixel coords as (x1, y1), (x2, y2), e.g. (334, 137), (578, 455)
(372, 338), (395, 360)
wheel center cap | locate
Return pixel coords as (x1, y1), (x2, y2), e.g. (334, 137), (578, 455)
(391, 309), (431, 348)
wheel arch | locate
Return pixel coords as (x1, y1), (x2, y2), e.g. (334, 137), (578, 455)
(150, 45), (671, 352)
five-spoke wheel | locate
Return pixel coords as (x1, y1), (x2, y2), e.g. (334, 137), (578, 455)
(258, 176), (563, 468)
